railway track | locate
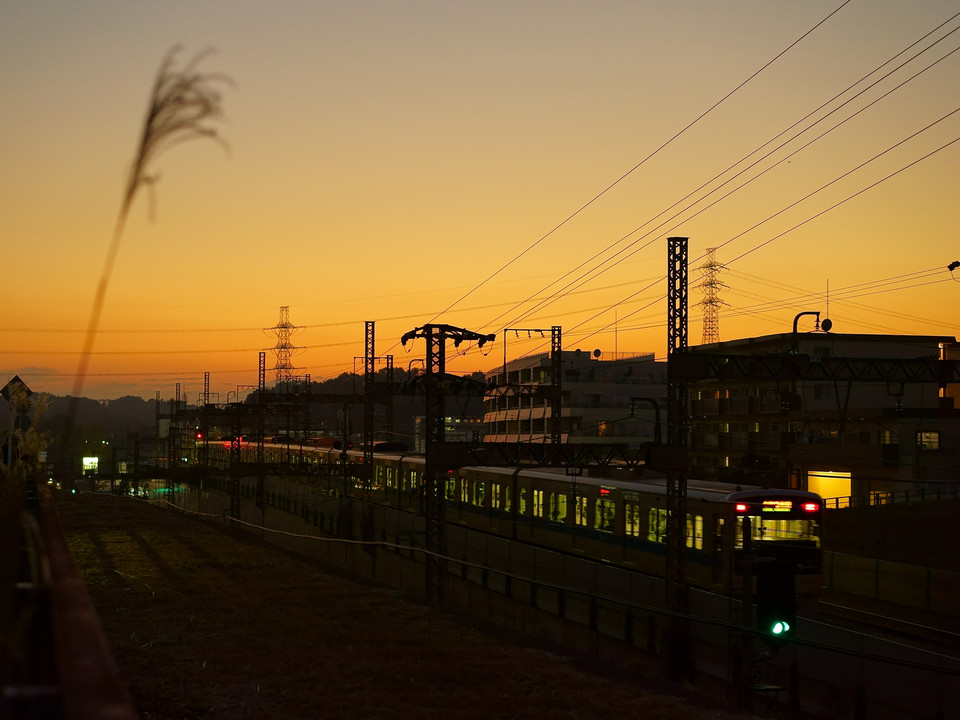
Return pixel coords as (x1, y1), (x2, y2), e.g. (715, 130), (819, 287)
(816, 598), (960, 659)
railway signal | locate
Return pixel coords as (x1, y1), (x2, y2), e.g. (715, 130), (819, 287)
(756, 564), (797, 648)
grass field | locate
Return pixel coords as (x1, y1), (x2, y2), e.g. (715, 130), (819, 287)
(57, 490), (756, 720)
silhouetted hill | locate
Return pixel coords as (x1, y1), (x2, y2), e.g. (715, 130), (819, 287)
(39, 395), (157, 438)
(34, 369), (487, 455)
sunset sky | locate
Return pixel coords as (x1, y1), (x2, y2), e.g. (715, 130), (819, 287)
(2, 1), (959, 402)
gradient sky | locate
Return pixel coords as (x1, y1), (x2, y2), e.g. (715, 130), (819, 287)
(2, 1), (958, 401)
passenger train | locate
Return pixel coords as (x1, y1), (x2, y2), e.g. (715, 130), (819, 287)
(208, 438), (823, 593)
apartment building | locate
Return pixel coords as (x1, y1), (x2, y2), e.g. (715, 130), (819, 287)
(483, 349), (668, 449)
(681, 331), (959, 501)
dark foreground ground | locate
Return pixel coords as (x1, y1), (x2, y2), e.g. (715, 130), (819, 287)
(57, 491), (757, 720)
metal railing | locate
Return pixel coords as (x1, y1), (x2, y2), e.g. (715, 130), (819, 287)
(823, 484), (960, 509)
(2, 482), (138, 719)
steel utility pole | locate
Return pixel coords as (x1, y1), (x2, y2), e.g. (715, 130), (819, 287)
(400, 324), (495, 600)
(666, 235), (690, 680)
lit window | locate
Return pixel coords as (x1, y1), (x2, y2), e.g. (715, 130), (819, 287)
(532, 489), (544, 517)
(625, 503), (641, 536)
(549, 492), (567, 522)
(686, 514), (703, 549)
(647, 508), (667, 543)
(575, 496), (588, 526)
(595, 498), (615, 532)
(917, 431), (940, 450)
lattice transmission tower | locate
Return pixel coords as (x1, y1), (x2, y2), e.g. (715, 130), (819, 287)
(698, 247), (726, 345)
(267, 306), (304, 385)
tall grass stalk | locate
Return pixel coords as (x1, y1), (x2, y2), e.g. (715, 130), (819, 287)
(71, 46), (230, 400)
(58, 47), (229, 478)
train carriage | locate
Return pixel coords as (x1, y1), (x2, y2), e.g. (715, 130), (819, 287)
(444, 465), (770, 592)
(217, 441), (822, 594)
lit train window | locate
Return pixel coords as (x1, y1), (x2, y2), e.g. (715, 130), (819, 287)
(386, 468), (396, 489)
(491, 484), (501, 509)
(735, 515), (818, 546)
(532, 489), (544, 518)
(575, 496), (588, 527)
(759, 519), (814, 542)
(738, 517), (769, 544)
(444, 477), (456, 500)
(473, 482), (486, 506)
(595, 498), (615, 532)
(686, 515), (703, 550)
(648, 508), (667, 543)
(519, 487), (528, 515)
(460, 481), (470, 503)
(503, 487), (512, 512)
(625, 503), (641, 537)
(549, 492), (568, 522)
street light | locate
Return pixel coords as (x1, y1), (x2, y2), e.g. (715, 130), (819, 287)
(791, 311), (832, 353)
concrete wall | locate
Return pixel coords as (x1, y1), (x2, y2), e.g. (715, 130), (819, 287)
(824, 551), (960, 617)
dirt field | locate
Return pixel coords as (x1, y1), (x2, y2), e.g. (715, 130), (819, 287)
(57, 490), (756, 720)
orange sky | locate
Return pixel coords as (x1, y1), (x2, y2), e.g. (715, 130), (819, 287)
(2, 1), (959, 401)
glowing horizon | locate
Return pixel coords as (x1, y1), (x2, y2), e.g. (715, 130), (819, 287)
(2, 1), (958, 401)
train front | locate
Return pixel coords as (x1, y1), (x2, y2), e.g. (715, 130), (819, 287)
(726, 488), (823, 575)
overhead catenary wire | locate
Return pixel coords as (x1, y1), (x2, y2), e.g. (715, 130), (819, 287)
(422, 1), (854, 327)
(506, 121), (960, 357)
(487, 16), (960, 339)
(371, 3), (858, 372)
(5, 265), (948, 374)
(21, 6), (960, 391)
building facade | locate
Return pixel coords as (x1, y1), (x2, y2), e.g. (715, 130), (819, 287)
(681, 331), (959, 502)
(483, 350), (668, 449)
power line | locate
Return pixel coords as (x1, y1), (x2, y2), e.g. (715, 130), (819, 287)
(564, 123), (960, 349)
(487, 17), (960, 336)
(430, 1), (853, 327)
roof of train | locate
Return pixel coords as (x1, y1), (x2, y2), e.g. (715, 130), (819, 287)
(461, 464), (761, 500)
(260, 443), (821, 503)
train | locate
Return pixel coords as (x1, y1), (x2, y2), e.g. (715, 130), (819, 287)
(206, 438), (823, 593)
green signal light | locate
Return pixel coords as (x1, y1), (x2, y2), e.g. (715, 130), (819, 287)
(771, 621), (791, 635)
